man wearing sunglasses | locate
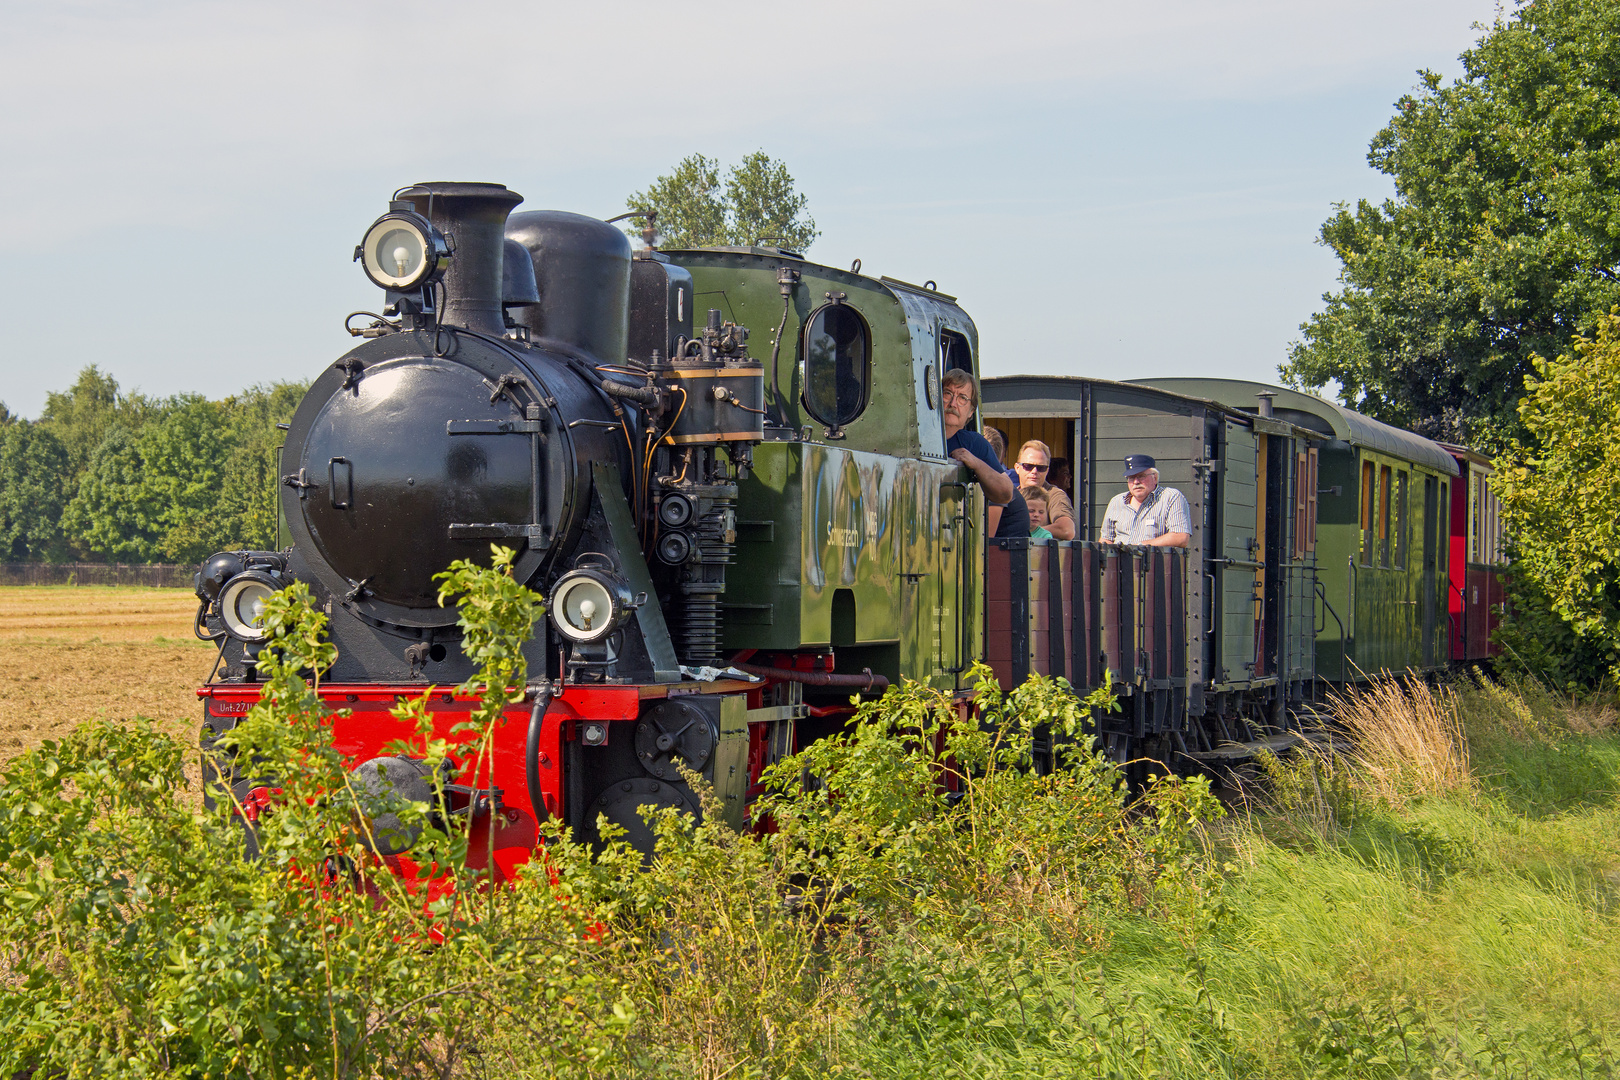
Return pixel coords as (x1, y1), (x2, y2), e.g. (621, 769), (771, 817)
(1100, 455), (1191, 548)
(1014, 440), (1076, 541)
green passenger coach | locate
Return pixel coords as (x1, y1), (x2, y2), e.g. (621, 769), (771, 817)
(1134, 379), (1459, 682)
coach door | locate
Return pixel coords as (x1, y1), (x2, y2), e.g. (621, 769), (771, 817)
(1217, 419), (1261, 686)
(1083, 385), (1209, 703)
(1421, 475), (1438, 668)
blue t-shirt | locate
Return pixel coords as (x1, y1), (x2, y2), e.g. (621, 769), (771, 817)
(948, 429), (1030, 539)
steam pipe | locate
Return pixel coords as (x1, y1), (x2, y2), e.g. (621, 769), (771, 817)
(598, 379), (661, 407)
(731, 661), (889, 692)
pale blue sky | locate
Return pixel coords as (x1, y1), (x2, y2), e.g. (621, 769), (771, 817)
(0, 0), (1500, 418)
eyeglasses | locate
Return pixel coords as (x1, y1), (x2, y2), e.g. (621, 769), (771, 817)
(1016, 462), (1049, 473)
(942, 390), (973, 408)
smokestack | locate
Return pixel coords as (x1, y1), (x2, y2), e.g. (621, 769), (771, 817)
(397, 182), (524, 335)
(1256, 391), (1276, 418)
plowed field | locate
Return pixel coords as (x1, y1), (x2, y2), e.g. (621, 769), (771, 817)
(0, 586), (212, 762)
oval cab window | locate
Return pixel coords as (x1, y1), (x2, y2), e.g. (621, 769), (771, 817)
(802, 304), (870, 427)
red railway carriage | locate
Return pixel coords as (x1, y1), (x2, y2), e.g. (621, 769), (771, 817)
(1440, 444), (1507, 662)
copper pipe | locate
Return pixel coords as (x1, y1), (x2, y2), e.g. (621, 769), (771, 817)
(731, 662), (889, 693)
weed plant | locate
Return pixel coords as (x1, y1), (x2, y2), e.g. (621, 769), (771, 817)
(1, 554), (1617, 1077)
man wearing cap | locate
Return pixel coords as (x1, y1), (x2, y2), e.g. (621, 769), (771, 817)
(1100, 455), (1191, 548)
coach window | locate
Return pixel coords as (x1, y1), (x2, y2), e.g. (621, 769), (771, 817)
(1360, 461), (1376, 566)
(1305, 447), (1319, 553)
(803, 302), (870, 428)
(1379, 465), (1392, 568)
(1394, 470), (1409, 569)
(1294, 452), (1309, 560)
(1484, 474), (1504, 563)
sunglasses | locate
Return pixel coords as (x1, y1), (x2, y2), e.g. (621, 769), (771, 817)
(1016, 462), (1049, 473)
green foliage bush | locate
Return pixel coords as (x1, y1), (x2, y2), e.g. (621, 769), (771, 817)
(3, 554), (1616, 1077)
(1495, 309), (1620, 686)
(0, 550), (629, 1078)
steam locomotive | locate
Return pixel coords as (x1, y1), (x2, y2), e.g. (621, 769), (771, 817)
(193, 181), (1505, 871)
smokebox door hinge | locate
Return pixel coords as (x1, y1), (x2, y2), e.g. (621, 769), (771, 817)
(447, 419), (546, 435)
(447, 523), (551, 541)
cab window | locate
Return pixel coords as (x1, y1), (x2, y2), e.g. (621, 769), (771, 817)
(803, 304), (870, 427)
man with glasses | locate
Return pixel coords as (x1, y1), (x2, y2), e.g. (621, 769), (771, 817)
(1100, 454), (1191, 548)
(1015, 439), (1076, 541)
(940, 369), (1027, 538)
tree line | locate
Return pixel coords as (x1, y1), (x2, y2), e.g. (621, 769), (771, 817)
(0, 368), (305, 565)
(1279, 0), (1620, 687)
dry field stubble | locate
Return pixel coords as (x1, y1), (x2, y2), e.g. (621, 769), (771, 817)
(0, 586), (211, 766)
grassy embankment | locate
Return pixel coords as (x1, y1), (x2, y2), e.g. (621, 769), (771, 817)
(896, 674), (1620, 1078)
(0, 582), (1616, 1077)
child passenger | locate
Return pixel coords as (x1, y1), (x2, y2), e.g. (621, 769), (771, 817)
(1025, 487), (1054, 540)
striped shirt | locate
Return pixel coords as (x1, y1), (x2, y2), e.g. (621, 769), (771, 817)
(1100, 486), (1192, 545)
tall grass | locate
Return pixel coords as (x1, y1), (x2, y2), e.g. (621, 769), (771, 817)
(1328, 675), (1472, 805)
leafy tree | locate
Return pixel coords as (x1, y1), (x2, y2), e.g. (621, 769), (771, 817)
(0, 423), (70, 561)
(725, 150), (819, 252)
(138, 396), (243, 562)
(62, 427), (156, 561)
(626, 153), (727, 249)
(0, 403), (16, 427)
(626, 151), (819, 252)
(1493, 309), (1620, 680)
(1283, 0), (1620, 448)
(64, 396), (241, 563)
(212, 381), (307, 551)
(38, 365), (128, 477)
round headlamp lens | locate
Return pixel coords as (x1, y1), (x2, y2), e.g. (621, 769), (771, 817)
(557, 578), (612, 640)
(359, 214), (439, 291)
(219, 573), (280, 642)
(375, 227), (423, 279)
(550, 570), (632, 644)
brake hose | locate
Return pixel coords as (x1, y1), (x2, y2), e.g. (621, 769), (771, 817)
(525, 683), (555, 827)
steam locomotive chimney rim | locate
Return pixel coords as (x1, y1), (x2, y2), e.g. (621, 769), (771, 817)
(396, 181), (524, 204)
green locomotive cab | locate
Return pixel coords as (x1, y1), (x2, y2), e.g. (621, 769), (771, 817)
(657, 245), (988, 695)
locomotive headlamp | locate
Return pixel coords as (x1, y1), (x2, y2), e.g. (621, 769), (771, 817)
(218, 570), (284, 642)
(355, 211), (449, 292)
(550, 568), (634, 645)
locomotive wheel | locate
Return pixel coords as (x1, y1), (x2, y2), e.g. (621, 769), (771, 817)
(583, 778), (695, 860)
